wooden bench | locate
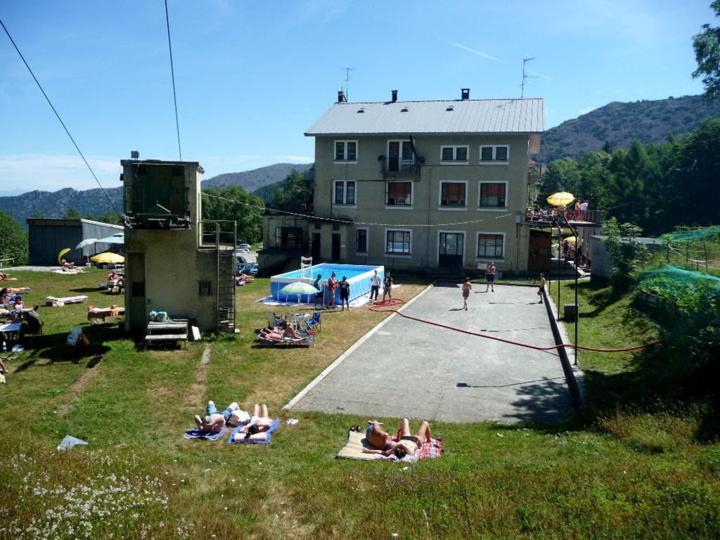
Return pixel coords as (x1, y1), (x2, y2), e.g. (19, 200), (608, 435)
(144, 320), (188, 348)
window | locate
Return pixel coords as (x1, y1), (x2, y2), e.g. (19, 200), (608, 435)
(478, 182), (507, 208)
(387, 140), (414, 172)
(385, 229), (411, 255)
(198, 280), (212, 296)
(477, 233), (504, 259)
(333, 180), (356, 206)
(356, 228), (368, 254)
(480, 145), (509, 162)
(440, 181), (467, 208)
(440, 145), (469, 162)
(334, 140), (358, 162)
(385, 181), (412, 207)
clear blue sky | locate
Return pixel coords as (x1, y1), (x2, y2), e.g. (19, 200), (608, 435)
(0, 0), (714, 194)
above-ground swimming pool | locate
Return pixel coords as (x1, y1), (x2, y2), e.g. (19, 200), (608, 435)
(270, 263), (385, 304)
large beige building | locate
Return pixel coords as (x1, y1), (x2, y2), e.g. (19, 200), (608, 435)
(304, 89), (543, 275)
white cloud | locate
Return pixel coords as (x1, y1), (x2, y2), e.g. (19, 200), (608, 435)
(0, 154), (120, 192)
(440, 39), (503, 63)
(278, 155), (313, 163)
(527, 69), (552, 81)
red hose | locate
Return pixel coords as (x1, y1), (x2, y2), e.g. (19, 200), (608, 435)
(368, 300), (655, 353)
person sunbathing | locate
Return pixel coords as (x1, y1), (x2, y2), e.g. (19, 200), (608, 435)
(259, 325), (303, 341)
(232, 404), (273, 442)
(364, 418), (432, 458)
(194, 401), (251, 434)
(61, 258), (75, 270)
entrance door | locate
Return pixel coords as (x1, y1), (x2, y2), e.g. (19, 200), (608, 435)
(127, 252), (146, 333)
(331, 233), (341, 261)
(312, 233), (321, 261)
(438, 232), (464, 269)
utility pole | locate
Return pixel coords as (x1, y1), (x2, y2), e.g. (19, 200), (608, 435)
(521, 57), (535, 98)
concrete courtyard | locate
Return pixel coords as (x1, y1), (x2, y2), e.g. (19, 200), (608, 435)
(288, 283), (579, 423)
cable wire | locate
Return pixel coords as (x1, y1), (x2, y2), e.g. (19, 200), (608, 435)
(0, 17), (120, 213)
(164, 0), (182, 160)
(202, 190), (516, 228)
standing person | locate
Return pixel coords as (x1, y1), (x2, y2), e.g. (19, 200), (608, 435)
(485, 262), (496, 292)
(382, 272), (393, 302)
(461, 277), (472, 311)
(580, 200), (589, 220)
(370, 269), (381, 302)
(537, 273), (546, 304)
(339, 276), (351, 311)
(327, 272), (338, 309)
(312, 273), (324, 308)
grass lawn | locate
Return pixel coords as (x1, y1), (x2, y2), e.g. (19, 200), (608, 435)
(1, 269), (719, 538)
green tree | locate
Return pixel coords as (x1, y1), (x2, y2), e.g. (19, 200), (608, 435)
(269, 170), (313, 212)
(604, 218), (646, 293)
(202, 186), (264, 243)
(0, 211), (28, 266)
(64, 208), (81, 219)
(693, 1), (720, 99)
(537, 157), (580, 203)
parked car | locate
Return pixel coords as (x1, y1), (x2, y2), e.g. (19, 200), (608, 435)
(236, 243), (251, 253)
(236, 262), (258, 275)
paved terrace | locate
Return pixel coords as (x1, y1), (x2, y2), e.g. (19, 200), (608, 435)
(288, 283), (579, 423)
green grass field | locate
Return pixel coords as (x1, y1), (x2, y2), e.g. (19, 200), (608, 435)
(1, 269), (719, 538)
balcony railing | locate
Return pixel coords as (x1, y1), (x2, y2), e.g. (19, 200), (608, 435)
(379, 156), (422, 179)
(199, 220), (237, 248)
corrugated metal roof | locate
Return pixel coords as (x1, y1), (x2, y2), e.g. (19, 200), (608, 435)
(306, 98), (544, 136)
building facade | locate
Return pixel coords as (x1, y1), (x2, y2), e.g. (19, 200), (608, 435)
(27, 218), (123, 265)
(305, 90), (543, 275)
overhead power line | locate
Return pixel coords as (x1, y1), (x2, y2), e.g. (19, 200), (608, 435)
(202, 191), (516, 228)
(164, 0), (182, 160)
(0, 17), (120, 213)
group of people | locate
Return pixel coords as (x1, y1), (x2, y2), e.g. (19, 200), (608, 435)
(459, 266), (546, 310)
(312, 269), (394, 310)
(364, 418), (433, 459)
(194, 401), (274, 442)
(369, 269), (393, 303)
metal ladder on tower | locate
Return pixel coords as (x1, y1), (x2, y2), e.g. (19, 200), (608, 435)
(214, 223), (237, 333)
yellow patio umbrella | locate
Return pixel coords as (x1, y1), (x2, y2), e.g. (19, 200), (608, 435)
(57, 247), (71, 264)
(91, 252), (125, 264)
(546, 191), (575, 207)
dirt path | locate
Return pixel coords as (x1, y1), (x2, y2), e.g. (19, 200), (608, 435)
(185, 344), (211, 409)
(57, 355), (103, 416)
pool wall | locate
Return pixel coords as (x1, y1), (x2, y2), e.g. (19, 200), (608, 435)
(270, 263), (384, 304)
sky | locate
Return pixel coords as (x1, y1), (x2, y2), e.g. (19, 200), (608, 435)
(0, 0), (715, 195)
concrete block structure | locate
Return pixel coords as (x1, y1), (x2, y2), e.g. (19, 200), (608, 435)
(121, 159), (236, 334)
(304, 89), (544, 275)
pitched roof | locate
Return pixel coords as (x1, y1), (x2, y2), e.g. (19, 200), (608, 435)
(306, 98), (544, 136)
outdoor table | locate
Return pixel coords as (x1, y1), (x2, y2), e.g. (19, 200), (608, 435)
(0, 321), (22, 348)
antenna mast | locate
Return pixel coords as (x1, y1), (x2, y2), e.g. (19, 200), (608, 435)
(521, 57), (535, 98)
(343, 66), (355, 100)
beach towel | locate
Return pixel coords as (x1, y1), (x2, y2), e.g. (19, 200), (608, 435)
(184, 426), (227, 441)
(227, 419), (280, 445)
(335, 430), (444, 462)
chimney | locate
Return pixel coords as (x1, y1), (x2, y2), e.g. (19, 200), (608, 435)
(337, 90), (346, 103)
(391, 89), (398, 103)
(461, 88), (470, 100)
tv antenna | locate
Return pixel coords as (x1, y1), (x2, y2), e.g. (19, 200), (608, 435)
(342, 66), (355, 100)
(521, 57), (536, 98)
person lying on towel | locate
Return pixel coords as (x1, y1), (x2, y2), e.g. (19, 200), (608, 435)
(231, 404), (274, 442)
(363, 418), (433, 459)
(194, 401), (251, 434)
(258, 325), (303, 341)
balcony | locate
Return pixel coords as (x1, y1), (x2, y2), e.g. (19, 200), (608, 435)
(199, 220), (236, 248)
(379, 156), (422, 180)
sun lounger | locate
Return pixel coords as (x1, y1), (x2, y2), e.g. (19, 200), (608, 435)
(87, 305), (125, 323)
(45, 295), (88, 307)
(336, 430), (444, 462)
(227, 419), (280, 445)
